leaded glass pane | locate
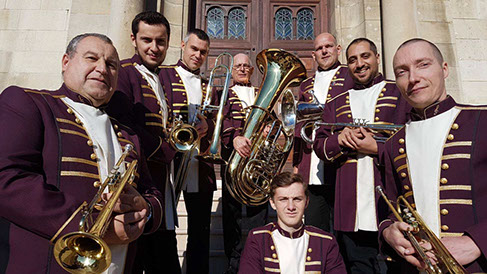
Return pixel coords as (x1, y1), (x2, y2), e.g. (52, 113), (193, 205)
(228, 8), (246, 39)
(297, 8), (314, 40)
(207, 7), (224, 39)
(275, 8), (293, 40)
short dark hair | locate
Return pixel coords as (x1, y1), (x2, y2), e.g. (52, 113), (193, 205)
(131, 11), (171, 40)
(66, 33), (113, 57)
(346, 37), (378, 59)
(397, 38), (444, 63)
(184, 28), (210, 46)
(270, 172), (309, 199)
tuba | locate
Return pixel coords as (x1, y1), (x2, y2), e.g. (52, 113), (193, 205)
(376, 186), (467, 274)
(51, 145), (137, 273)
(225, 49), (306, 206)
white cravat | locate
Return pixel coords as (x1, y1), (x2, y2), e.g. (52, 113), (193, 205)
(348, 81), (386, 231)
(272, 229), (309, 274)
(61, 97), (127, 274)
(232, 85), (256, 110)
(135, 64), (168, 129)
(308, 68), (340, 185)
(175, 66), (202, 193)
(405, 107), (460, 237)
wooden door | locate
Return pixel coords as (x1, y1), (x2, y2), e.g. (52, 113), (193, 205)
(195, 0), (328, 82)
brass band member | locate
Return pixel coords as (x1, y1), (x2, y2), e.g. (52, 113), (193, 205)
(0, 33), (163, 273)
(313, 38), (411, 273)
(380, 38), (486, 273)
(221, 53), (268, 274)
(158, 29), (216, 274)
(107, 11), (180, 273)
(239, 172), (346, 274)
(293, 32), (353, 233)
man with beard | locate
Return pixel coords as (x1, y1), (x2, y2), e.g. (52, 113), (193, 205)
(158, 28), (216, 274)
(293, 32), (353, 233)
(379, 38), (486, 273)
(313, 38), (410, 273)
(107, 11), (180, 273)
(0, 33), (163, 274)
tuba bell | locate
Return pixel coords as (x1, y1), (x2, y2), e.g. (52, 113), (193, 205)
(225, 49), (306, 206)
(51, 145), (137, 273)
(376, 186), (467, 274)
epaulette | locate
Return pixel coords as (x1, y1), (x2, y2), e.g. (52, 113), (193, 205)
(305, 230), (333, 240)
(24, 89), (65, 99)
(455, 105), (487, 111)
(121, 62), (135, 68)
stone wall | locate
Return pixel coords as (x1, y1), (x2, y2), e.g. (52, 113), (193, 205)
(0, 0), (142, 92)
(163, 0), (189, 65)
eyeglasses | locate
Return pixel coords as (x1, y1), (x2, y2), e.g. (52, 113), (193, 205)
(233, 64), (252, 71)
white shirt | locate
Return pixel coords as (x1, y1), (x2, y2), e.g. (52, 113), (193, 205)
(309, 68), (340, 185)
(175, 65), (202, 193)
(135, 64), (176, 229)
(348, 81), (386, 231)
(272, 229), (309, 274)
(61, 97), (127, 274)
(232, 85), (256, 110)
(405, 107), (460, 237)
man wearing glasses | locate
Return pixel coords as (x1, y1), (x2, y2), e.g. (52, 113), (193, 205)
(221, 53), (268, 274)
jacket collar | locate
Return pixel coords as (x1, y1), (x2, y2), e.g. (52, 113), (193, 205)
(353, 73), (384, 90)
(410, 96), (456, 121)
(131, 54), (160, 73)
(232, 82), (252, 87)
(274, 222), (305, 239)
(177, 59), (200, 75)
(60, 83), (108, 109)
(317, 61), (341, 72)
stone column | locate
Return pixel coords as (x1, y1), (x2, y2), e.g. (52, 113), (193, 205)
(108, 0), (144, 60)
(381, 0), (418, 78)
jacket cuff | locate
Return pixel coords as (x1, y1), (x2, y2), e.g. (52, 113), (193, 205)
(324, 134), (344, 162)
(464, 219), (487, 261)
(142, 194), (163, 234)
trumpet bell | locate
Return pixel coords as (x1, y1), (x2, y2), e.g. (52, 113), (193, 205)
(54, 231), (111, 274)
(169, 124), (199, 152)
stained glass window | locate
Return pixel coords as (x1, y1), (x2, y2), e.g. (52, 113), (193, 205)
(228, 8), (246, 39)
(297, 8), (314, 40)
(207, 7), (224, 39)
(275, 8), (293, 40)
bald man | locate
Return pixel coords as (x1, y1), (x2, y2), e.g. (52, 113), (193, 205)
(293, 33), (354, 233)
(221, 53), (268, 274)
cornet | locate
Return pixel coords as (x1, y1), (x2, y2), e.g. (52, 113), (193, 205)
(376, 186), (466, 274)
(51, 145), (137, 273)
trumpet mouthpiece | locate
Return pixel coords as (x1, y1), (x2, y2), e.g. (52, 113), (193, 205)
(124, 144), (133, 152)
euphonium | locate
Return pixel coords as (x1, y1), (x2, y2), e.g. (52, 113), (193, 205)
(52, 145), (137, 273)
(376, 186), (467, 274)
(225, 49), (306, 206)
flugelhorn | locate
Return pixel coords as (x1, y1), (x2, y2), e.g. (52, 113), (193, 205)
(225, 49), (306, 206)
(52, 145), (137, 273)
(376, 186), (467, 274)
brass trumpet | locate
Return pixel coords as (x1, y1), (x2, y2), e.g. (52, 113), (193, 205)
(52, 145), (137, 273)
(376, 186), (467, 274)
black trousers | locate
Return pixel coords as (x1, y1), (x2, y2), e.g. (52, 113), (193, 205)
(221, 177), (268, 272)
(304, 184), (335, 233)
(183, 189), (214, 274)
(133, 230), (181, 274)
(336, 230), (387, 274)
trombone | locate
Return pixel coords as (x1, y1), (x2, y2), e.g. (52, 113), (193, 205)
(173, 52), (233, 205)
(51, 145), (137, 273)
(196, 52), (233, 165)
(376, 186), (467, 274)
